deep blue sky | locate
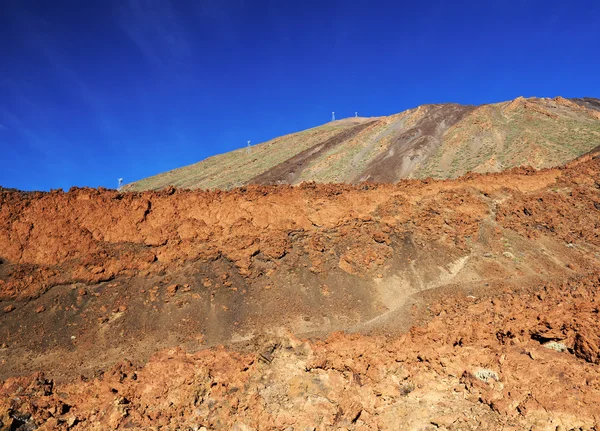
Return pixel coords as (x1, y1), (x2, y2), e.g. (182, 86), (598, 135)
(1, 0), (599, 191)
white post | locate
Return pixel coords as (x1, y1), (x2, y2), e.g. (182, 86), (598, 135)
(247, 140), (251, 154)
(118, 178), (123, 191)
(332, 111), (335, 122)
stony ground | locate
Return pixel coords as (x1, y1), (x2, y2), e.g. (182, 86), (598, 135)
(1, 149), (600, 430)
(2, 274), (600, 430)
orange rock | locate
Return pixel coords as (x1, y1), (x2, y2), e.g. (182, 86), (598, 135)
(166, 284), (178, 296)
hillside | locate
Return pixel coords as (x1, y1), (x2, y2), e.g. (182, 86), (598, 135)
(1, 148), (600, 429)
(126, 96), (600, 191)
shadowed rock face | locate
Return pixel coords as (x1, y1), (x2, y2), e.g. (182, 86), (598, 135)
(571, 96), (600, 112)
(125, 96), (600, 191)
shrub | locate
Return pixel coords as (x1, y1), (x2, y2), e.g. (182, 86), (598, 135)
(474, 369), (499, 382)
(543, 341), (568, 352)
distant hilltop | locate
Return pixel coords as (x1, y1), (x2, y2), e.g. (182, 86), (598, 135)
(125, 96), (600, 191)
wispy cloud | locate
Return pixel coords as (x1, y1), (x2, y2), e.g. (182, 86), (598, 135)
(0, 104), (50, 159)
(2, 4), (123, 154)
(118, 0), (191, 69)
(38, 43), (121, 136)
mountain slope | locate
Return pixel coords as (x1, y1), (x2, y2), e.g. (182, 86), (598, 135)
(126, 96), (600, 190)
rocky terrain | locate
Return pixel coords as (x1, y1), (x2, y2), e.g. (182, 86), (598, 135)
(0, 145), (599, 429)
(125, 96), (600, 191)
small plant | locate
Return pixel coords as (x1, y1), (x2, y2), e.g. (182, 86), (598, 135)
(474, 368), (499, 382)
(399, 382), (415, 396)
(543, 341), (567, 352)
